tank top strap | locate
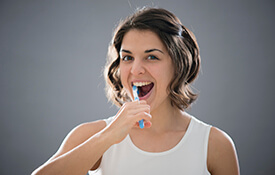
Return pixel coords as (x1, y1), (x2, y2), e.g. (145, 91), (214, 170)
(103, 116), (115, 126)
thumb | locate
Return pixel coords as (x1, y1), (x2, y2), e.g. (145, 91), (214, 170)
(134, 120), (152, 128)
(144, 120), (152, 128)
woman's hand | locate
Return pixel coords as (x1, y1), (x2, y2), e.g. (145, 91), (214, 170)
(106, 100), (152, 144)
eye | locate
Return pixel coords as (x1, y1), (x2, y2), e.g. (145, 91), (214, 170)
(121, 55), (134, 61)
(147, 55), (159, 60)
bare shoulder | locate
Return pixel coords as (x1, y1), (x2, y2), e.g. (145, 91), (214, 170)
(48, 120), (106, 161)
(62, 120), (107, 147)
(207, 127), (240, 175)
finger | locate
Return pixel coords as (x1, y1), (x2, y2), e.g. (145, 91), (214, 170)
(144, 121), (152, 128)
(132, 107), (150, 115)
(123, 101), (149, 109)
(134, 122), (139, 127)
(138, 100), (147, 104)
(132, 100), (147, 105)
(132, 111), (152, 127)
(127, 104), (150, 115)
(135, 112), (152, 122)
(120, 102), (150, 115)
(134, 120), (152, 128)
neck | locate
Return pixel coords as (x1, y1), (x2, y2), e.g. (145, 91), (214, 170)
(149, 101), (183, 133)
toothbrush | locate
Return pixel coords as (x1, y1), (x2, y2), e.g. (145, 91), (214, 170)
(133, 85), (144, 129)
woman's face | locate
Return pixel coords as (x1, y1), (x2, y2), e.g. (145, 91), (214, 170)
(119, 29), (174, 112)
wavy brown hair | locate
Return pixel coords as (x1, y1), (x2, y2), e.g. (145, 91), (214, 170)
(104, 7), (201, 110)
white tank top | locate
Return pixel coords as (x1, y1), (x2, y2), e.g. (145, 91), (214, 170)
(89, 115), (211, 175)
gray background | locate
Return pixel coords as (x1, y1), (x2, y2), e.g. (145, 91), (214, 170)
(1, 0), (274, 174)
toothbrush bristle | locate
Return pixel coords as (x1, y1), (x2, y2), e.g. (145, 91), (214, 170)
(132, 86), (143, 129)
(133, 86), (139, 100)
(133, 86), (139, 94)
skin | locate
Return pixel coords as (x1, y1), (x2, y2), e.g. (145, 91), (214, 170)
(32, 29), (239, 175)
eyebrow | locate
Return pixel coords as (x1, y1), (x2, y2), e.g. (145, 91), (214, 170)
(145, 49), (164, 54)
(120, 48), (164, 54)
(120, 49), (132, 54)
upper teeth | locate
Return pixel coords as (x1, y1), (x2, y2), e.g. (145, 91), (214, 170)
(133, 82), (151, 87)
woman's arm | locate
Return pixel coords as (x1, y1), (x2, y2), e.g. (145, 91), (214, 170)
(207, 127), (240, 175)
(31, 120), (111, 175)
(32, 100), (151, 175)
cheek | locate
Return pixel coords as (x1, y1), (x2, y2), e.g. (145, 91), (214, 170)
(156, 65), (174, 91)
(155, 65), (174, 82)
(119, 66), (129, 87)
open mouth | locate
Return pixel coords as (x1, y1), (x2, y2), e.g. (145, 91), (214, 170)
(132, 82), (154, 98)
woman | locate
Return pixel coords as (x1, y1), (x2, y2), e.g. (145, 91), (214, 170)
(32, 7), (239, 175)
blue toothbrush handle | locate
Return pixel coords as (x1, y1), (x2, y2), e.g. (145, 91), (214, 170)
(139, 119), (144, 129)
(133, 85), (144, 129)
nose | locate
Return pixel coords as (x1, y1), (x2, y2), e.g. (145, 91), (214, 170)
(130, 59), (145, 75)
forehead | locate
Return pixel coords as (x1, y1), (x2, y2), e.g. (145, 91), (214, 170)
(121, 29), (167, 53)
